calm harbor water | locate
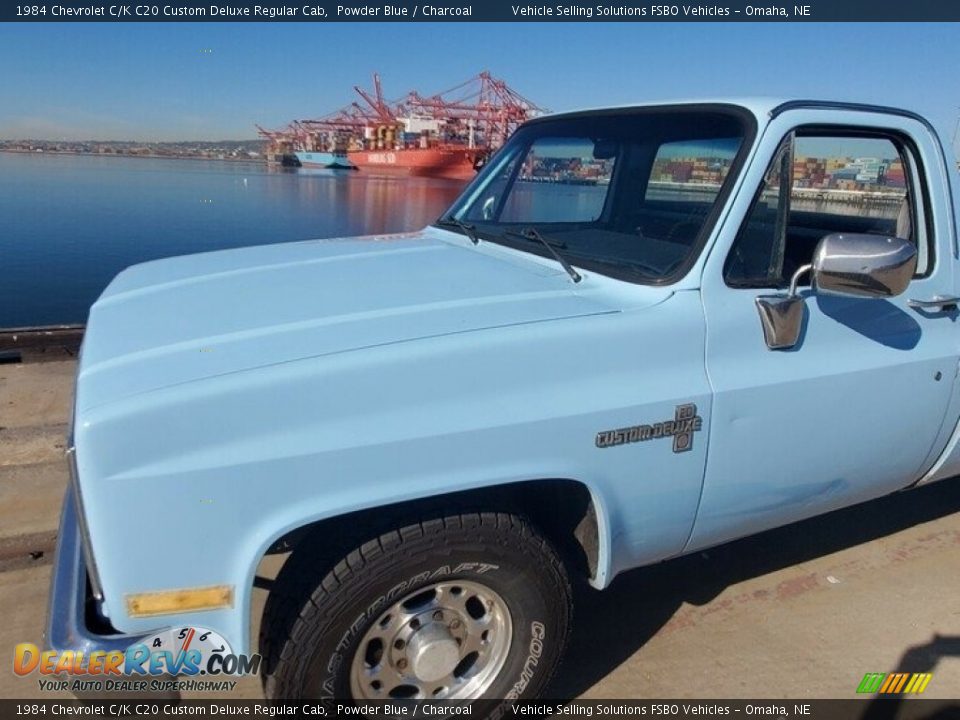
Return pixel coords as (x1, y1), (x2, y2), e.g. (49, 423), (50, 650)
(0, 152), (466, 328)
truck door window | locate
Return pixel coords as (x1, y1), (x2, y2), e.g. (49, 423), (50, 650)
(724, 132), (931, 288)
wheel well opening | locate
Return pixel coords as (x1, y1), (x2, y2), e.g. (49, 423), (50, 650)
(262, 479), (600, 585)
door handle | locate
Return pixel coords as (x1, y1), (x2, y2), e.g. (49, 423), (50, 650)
(908, 295), (960, 310)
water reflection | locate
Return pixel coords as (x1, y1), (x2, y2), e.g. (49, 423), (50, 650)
(0, 153), (466, 327)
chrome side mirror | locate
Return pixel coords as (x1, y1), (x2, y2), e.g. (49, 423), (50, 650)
(812, 233), (917, 298)
(755, 234), (916, 351)
(755, 290), (806, 351)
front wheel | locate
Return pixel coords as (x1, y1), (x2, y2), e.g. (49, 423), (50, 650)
(261, 512), (572, 701)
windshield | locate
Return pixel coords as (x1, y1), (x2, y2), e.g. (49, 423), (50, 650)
(439, 107), (753, 283)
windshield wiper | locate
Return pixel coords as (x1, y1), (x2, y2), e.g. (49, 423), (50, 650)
(437, 217), (479, 245)
(588, 255), (666, 278)
(504, 228), (582, 284)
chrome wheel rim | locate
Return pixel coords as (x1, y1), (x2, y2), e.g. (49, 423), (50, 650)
(349, 579), (513, 700)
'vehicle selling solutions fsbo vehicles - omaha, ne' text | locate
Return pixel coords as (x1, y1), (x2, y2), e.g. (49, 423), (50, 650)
(47, 98), (960, 702)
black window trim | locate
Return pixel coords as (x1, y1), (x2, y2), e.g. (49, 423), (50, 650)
(723, 124), (936, 290)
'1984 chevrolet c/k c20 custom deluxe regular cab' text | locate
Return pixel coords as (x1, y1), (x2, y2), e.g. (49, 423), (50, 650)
(46, 98), (960, 702)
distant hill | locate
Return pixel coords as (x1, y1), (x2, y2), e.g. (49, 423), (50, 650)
(0, 138), (268, 159)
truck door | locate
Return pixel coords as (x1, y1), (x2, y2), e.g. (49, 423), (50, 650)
(690, 107), (960, 551)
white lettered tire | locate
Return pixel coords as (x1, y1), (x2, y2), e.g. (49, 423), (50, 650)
(260, 512), (571, 701)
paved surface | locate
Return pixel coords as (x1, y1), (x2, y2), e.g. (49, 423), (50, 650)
(2, 359), (960, 702)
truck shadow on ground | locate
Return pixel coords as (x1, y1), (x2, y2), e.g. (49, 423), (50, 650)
(547, 479), (960, 699)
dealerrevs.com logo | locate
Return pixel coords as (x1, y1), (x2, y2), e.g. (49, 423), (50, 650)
(14, 627), (261, 693)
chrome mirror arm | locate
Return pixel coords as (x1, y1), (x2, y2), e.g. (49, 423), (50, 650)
(787, 263), (813, 298)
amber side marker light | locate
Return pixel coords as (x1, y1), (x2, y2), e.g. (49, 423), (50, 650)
(126, 585), (234, 617)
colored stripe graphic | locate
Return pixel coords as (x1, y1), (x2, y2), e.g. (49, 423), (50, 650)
(858, 672), (932, 694)
(912, 673), (933, 693)
(903, 674), (920, 693)
(857, 673), (886, 693)
(879, 674), (897, 693)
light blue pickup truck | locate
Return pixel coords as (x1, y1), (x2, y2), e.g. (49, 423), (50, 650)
(48, 99), (960, 702)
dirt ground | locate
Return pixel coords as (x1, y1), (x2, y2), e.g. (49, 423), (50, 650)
(3, 359), (960, 701)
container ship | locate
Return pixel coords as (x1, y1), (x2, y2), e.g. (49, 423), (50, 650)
(293, 150), (356, 170)
(258, 72), (542, 181)
(346, 148), (479, 180)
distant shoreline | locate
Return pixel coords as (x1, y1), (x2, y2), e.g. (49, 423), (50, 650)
(0, 148), (265, 164)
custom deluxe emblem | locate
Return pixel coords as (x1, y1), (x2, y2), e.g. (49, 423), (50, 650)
(596, 403), (703, 453)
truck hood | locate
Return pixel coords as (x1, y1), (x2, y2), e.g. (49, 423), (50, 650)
(76, 230), (623, 412)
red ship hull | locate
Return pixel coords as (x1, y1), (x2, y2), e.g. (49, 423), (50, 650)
(348, 148), (479, 181)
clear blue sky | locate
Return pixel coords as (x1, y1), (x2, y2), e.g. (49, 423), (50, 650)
(1, 22), (958, 156)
